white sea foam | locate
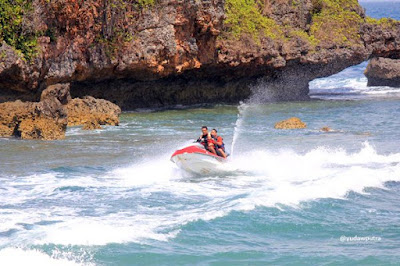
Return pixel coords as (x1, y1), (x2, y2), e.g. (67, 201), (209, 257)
(309, 61), (400, 99)
(31, 216), (180, 246)
(228, 142), (400, 208)
(1, 143), (399, 247)
(0, 247), (88, 266)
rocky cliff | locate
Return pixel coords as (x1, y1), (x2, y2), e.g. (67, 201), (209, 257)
(0, 0), (399, 109)
(365, 57), (400, 87)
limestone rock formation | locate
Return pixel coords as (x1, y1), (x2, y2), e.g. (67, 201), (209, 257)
(82, 120), (102, 130)
(365, 57), (400, 87)
(40, 83), (72, 104)
(275, 117), (307, 129)
(0, 86), (68, 140)
(0, 82), (121, 139)
(66, 96), (121, 127)
(0, 1), (399, 109)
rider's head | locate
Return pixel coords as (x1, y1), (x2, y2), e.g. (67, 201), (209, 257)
(211, 129), (217, 137)
(201, 126), (208, 135)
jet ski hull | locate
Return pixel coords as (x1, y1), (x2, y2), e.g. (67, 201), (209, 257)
(171, 144), (226, 175)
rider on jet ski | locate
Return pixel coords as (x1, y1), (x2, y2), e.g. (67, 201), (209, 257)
(197, 126), (217, 155)
(211, 129), (227, 158)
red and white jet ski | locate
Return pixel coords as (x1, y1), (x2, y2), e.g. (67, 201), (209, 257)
(170, 143), (228, 175)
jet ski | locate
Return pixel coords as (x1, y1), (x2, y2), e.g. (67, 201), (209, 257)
(170, 143), (228, 175)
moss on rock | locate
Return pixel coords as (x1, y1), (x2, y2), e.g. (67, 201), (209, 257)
(309, 0), (365, 48)
(365, 17), (398, 30)
(222, 0), (369, 50)
(223, 0), (282, 41)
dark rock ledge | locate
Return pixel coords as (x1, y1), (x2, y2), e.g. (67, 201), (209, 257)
(365, 57), (400, 87)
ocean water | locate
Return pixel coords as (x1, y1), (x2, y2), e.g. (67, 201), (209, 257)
(1, 2), (400, 265)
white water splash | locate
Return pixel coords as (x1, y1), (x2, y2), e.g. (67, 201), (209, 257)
(309, 61), (400, 99)
(231, 79), (275, 156)
(0, 247), (92, 266)
(1, 142), (399, 248)
(230, 102), (249, 157)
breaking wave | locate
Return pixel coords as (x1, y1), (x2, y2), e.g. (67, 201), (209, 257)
(1, 142), (399, 249)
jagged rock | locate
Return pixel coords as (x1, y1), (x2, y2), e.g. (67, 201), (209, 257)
(18, 117), (66, 140)
(40, 83), (72, 104)
(6, 84), (70, 140)
(82, 119), (102, 130)
(365, 57), (400, 87)
(274, 117), (307, 129)
(0, 81), (121, 138)
(67, 96), (121, 128)
(0, 96), (67, 140)
(0, 1), (399, 109)
(0, 42), (29, 92)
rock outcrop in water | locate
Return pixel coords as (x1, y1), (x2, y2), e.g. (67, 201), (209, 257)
(0, 0), (399, 109)
(365, 57), (400, 87)
(321, 126), (333, 132)
(0, 83), (121, 139)
(67, 96), (121, 128)
(275, 117), (307, 129)
(0, 84), (68, 140)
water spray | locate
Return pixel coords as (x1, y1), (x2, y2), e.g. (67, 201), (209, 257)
(230, 102), (249, 157)
(230, 79), (273, 157)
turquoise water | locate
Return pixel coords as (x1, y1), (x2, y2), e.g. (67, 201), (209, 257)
(1, 100), (400, 265)
(1, 2), (400, 265)
(1, 99), (400, 265)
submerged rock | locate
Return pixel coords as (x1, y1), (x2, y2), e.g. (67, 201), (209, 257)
(321, 126), (333, 132)
(274, 117), (307, 129)
(365, 57), (400, 87)
(67, 96), (121, 128)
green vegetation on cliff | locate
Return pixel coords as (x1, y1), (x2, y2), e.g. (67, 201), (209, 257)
(0, 0), (37, 60)
(222, 0), (371, 49)
(224, 0), (282, 40)
(310, 0), (364, 47)
(137, 0), (155, 7)
(365, 16), (398, 29)
(222, 0), (364, 48)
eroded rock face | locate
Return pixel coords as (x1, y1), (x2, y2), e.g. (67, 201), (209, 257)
(0, 1), (399, 109)
(365, 57), (400, 87)
(274, 117), (307, 129)
(66, 96), (121, 127)
(41, 83), (72, 104)
(82, 120), (102, 130)
(0, 94), (68, 140)
(0, 82), (121, 139)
